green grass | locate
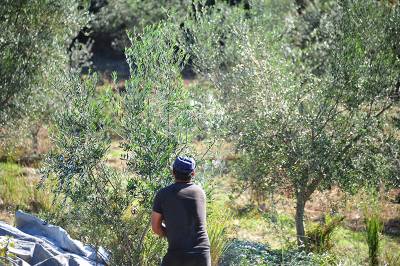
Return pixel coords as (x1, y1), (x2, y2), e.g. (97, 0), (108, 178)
(0, 162), (50, 215)
(232, 208), (297, 249)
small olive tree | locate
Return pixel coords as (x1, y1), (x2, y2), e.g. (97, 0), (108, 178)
(183, 0), (400, 246)
(42, 22), (195, 265)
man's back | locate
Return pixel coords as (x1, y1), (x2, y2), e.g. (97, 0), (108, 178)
(153, 182), (210, 255)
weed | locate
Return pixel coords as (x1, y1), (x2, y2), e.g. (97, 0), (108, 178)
(382, 249), (400, 266)
(0, 236), (16, 265)
(306, 214), (345, 253)
(361, 189), (383, 266)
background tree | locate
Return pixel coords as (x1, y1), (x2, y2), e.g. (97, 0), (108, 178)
(0, 0), (90, 158)
(182, 0), (400, 246)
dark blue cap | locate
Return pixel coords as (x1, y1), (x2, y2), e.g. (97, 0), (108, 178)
(173, 156), (196, 173)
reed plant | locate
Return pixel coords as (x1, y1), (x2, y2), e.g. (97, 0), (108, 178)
(362, 189), (383, 266)
(365, 214), (383, 266)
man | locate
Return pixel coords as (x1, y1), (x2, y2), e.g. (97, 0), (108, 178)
(151, 156), (211, 266)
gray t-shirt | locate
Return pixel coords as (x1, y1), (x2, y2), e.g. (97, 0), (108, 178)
(152, 182), (210, 254)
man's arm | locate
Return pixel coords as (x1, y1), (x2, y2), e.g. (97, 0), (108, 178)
(151, 211), (167, 237)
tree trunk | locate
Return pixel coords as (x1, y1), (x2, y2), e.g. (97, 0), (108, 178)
(295, 191), (307, 248)
(31, 124), (40, 156)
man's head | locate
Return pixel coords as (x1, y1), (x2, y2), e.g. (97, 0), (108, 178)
(172, 156), (196, 182)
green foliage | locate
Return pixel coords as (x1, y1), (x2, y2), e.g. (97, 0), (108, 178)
(220, 239), (318, 266)
(0, 236), (16, 265)
(382, 250), (400, 266)
(122, 22), (194, 199)
(89, 0), (191, 52)
(306, 214), (344, 253)
(188, 82), (226, 140)
(0, 0), (89, 123)
(362, 190), (384, 266)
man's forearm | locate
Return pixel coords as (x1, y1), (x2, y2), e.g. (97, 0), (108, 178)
(155, 224), (167, 237)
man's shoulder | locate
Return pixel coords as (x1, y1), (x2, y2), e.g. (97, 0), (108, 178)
(190, 183), (206, 192)
(156, 183), (176, 195)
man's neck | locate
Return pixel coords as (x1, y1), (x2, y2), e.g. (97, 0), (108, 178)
(174, 179), (192, 183)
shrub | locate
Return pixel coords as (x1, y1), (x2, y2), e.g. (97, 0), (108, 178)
(219, 239), (316, 266)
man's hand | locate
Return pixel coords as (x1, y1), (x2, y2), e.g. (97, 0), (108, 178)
(151, 211), (167, 237)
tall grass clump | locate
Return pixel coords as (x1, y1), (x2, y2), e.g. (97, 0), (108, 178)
(361, 189), (383, 266)
(207, 202), (232, 266)
(365, 214), (383, 266)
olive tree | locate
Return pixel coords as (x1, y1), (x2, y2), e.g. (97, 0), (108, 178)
(42, 22), (195, 264)
(183, 0), (400, 246)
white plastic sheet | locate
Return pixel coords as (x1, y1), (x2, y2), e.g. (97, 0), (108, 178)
(0, 211), (109, 266)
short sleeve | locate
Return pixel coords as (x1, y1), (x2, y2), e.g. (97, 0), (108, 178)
(152, 190), (163, 214)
